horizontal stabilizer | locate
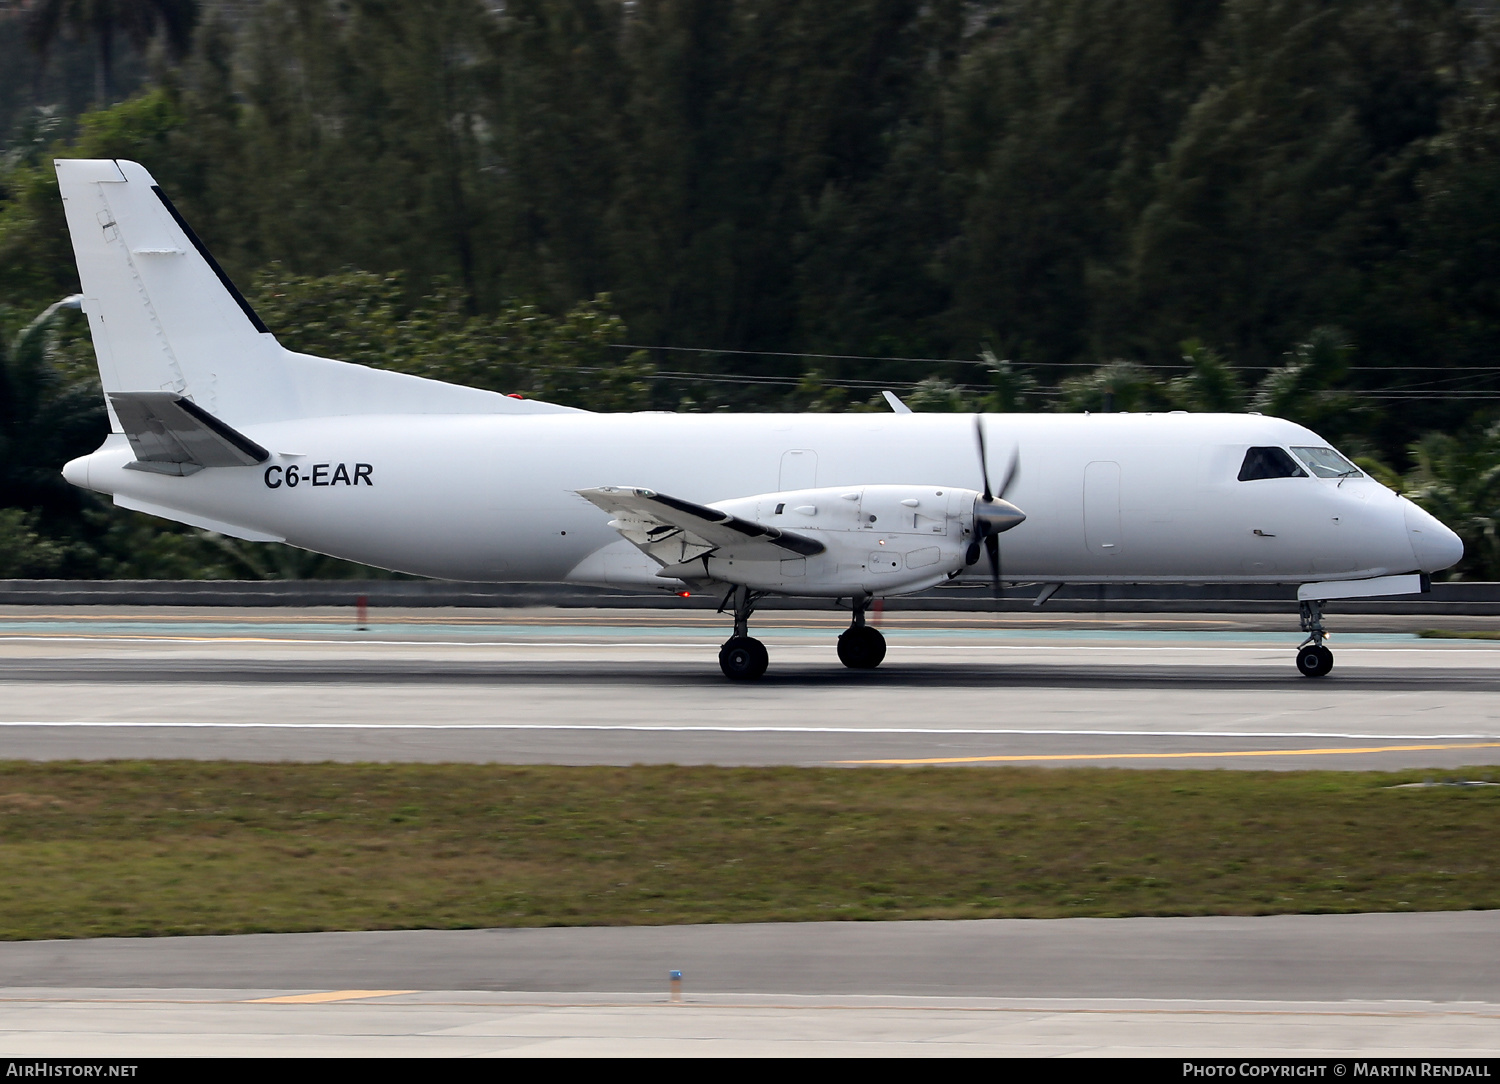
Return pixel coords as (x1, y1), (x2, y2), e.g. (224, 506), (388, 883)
(578, 486), (825, 568)
(110, 391), (270, 475)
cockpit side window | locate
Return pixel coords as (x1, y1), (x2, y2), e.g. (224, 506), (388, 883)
(1291, 446), (1362, 479)
(1238, 446), (1307, 481)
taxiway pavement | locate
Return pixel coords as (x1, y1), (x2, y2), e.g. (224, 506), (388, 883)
(2, 913), (1497, 1056)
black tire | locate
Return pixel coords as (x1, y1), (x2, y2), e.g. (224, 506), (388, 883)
(719, 636), (769, 680)
(1296, 644), (1334, 678)
(837, 625), (887, 670)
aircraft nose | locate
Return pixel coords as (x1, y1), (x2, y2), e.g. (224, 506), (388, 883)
(1402, 497), (1463, 573)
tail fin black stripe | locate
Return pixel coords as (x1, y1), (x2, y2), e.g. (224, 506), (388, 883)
(147, 178), (270, 335)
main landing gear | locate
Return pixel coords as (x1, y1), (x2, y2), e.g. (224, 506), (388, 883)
(837, 595), (886, 670)
(716, 589), (890, 680)
(1296, 598), (1334, 678)
(719, 586), (768, 681)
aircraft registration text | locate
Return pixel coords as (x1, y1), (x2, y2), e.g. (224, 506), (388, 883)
(264, 463), (373, 489)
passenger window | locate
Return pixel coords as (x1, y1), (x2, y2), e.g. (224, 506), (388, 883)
(1291, 446), (1362, 479)
(1238, 447), (1307, 481)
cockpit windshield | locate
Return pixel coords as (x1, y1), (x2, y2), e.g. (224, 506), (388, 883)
(1238, 447), (1306, 480)
(1291, 446), (1362, 479)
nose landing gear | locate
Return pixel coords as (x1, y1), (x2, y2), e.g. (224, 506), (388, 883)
(1296, 599), (1334, 678)
(837, 595), (887, 670)
(719, 586), (768, 680)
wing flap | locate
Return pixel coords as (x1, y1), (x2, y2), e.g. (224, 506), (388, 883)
(578, 486), (825, 567)
(109, 391), (270, 473)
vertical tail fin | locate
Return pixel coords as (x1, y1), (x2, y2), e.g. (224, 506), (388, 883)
(56, 158), (581, 428)
(56, 158), (292, 429)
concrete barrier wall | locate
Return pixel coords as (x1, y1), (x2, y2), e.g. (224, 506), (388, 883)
(1, 579), (1498, 614)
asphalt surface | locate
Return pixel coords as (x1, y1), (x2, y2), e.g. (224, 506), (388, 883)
(0, 607), (1497, 768)
(5, 912), (1497, 1001)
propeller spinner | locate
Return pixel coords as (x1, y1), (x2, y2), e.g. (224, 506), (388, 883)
(966, 417), (1026, 594)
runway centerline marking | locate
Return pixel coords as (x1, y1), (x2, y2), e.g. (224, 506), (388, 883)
(840, 741), (1500, 765)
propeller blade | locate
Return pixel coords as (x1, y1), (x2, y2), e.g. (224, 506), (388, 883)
(996, 447), (1021, 500)
(972, 416), (1022, 601)
(975, 416), (993, 501)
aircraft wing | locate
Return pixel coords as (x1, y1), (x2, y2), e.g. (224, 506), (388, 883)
(109, 391), (270, 476)
(577, 486), (825, 568)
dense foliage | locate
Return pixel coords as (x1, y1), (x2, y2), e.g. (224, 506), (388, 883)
(2, 0), (1500, 577)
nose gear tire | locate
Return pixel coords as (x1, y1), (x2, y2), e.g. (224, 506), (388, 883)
(1296, 644), (1334, 678)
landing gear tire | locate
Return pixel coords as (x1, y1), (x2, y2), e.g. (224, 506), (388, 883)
(1296, 644), (1333, 678)
(837, 625), (887, 670)
(720, 636), (769, 681)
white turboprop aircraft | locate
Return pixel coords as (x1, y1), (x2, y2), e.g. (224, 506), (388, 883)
(54, 159), (1463, 679)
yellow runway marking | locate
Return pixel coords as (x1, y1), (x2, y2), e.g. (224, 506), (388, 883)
(839, 741), (1500, 765)
(247, 990), (416, 1004)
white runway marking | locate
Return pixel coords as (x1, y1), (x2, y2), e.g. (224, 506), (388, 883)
(0, 720), (1495, 738)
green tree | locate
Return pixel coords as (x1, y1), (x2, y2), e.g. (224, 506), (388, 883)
(249, 267), (654, 411)
(0, 507), (66, 577)
(0, 87), (191, 324)
(1125, 0), (1472, 366)
(783, 368), (853, 413)
(1167, 340), (1245, 412)
(901, 376), (980, 413)
(0, 297), (106, 540)
(1054, 360), (1171, 413)
(980, 349), (1039, 413)
(489, 0), (630, 309)
(25, 0), (196, 107)
(1402, 425), (1500, 580)
(944, 0), (1224, 366)
(1249, 327), (1368, 443)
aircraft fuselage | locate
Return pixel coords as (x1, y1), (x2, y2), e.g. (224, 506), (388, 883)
(67, 409), (1449, 592)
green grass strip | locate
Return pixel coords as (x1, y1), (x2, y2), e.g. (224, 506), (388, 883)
(1417, 629), (1500, 640)
(0, 761), (1497, 940)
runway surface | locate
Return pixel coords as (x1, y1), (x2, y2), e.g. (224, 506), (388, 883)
(3, 913), (1498, 1056)
(1, 607), (1498, 769)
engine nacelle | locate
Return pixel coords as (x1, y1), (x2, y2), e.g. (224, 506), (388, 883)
(668, 484), (982, 596)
